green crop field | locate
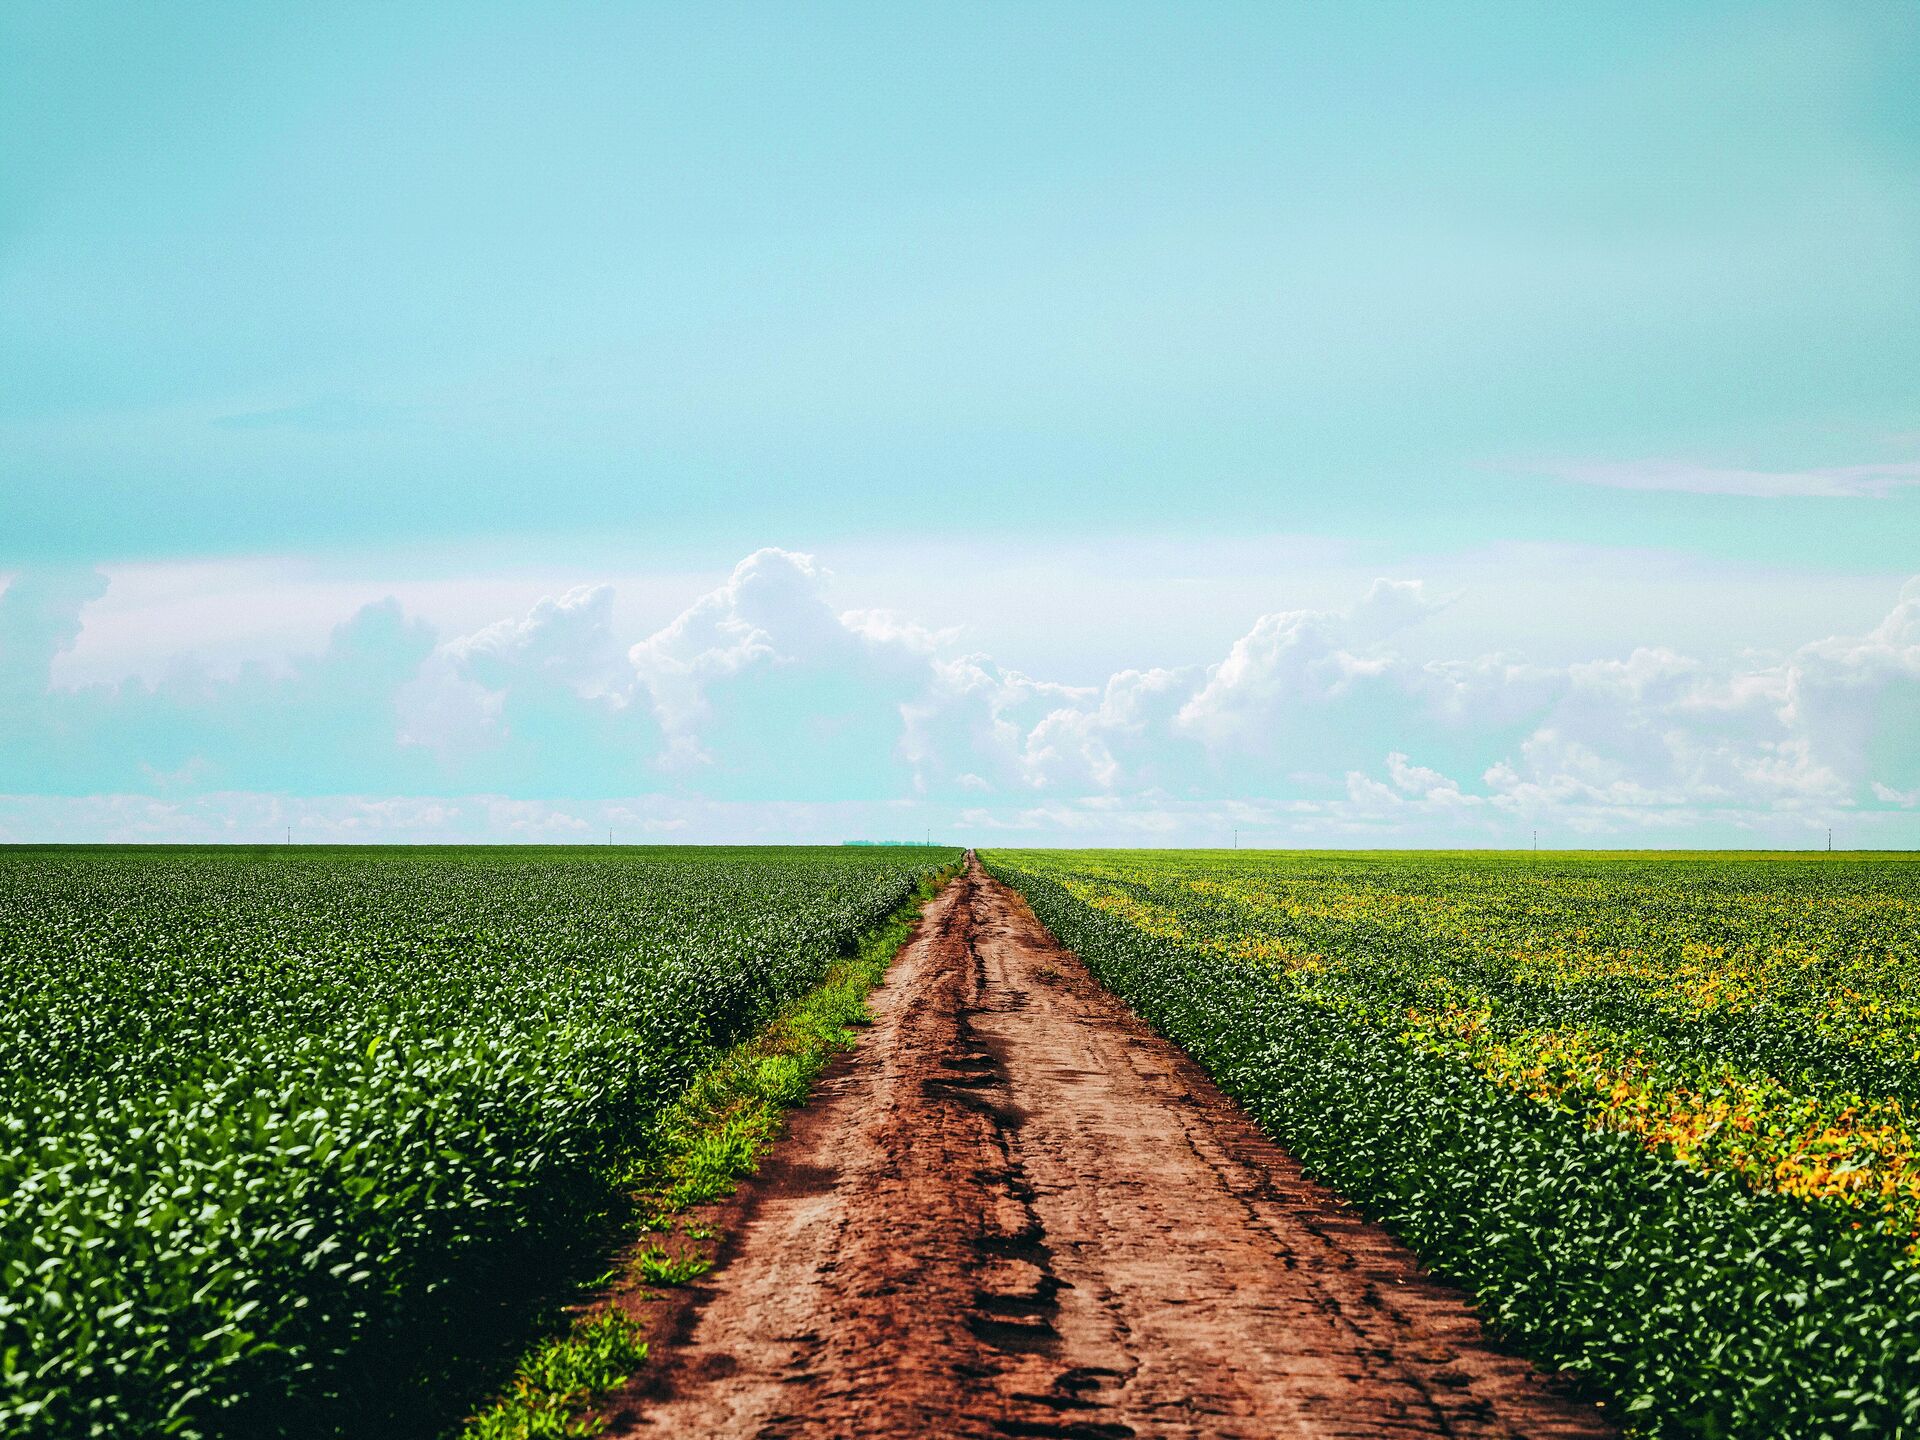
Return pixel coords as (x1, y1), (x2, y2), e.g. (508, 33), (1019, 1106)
(0, 844), (958, 1440)
(985, 848), (1920, 1438)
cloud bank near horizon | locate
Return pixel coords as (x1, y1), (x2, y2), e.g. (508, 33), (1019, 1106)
(2, 549), (1917, 846)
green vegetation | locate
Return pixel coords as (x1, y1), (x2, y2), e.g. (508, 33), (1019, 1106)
(984, 848), (1920, 1439)
(459, 859), (955, 1440)
(0, 844), (959, 1440)
(463, 1312), (650, 1440)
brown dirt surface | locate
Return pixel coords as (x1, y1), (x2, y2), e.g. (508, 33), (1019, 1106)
(599, 859), (1615, 1439)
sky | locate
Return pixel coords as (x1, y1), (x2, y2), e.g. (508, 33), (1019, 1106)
(2, 1), (1917, 846)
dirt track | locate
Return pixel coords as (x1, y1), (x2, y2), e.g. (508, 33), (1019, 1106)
(604, 860), (1613, 1439)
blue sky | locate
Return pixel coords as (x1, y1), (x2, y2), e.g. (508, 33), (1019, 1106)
(2, 2), (1917, 844)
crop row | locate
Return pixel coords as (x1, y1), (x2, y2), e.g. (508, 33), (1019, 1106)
(0, 844), (958, 1439)
(983, 849), (1920, 1438)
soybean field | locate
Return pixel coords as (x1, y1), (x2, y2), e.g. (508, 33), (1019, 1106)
(983, 848), (1920, 1438)
(0, 844), (958, 1440)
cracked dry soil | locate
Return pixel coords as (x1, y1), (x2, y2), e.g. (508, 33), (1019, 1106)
(602, 859), (1614, 1439)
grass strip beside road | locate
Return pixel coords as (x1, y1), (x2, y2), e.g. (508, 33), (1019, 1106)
(459, 861), (960, 1440)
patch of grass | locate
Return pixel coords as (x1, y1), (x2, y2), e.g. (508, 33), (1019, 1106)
(635, 1246), (713, 1286)
(464, 1311), (649, 1440)
(456, 860), (958, 1440)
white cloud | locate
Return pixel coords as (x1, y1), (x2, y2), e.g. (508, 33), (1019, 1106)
(838, 608), (961, 653)
(900, 654), (1096, 793)
(1175, 580), (1442, 746)
(627, 551), (801, 756)
(627, 548), (858, 764)
(3, 555), (1918, 845)
(400, 583), (644, 766)
(1350, 577), (1453, 640)
(622, 548), (937, 788)
(453, 583), (628, 700)
(396, 654), (502, 758)
(1017, 667), (1189, 791)
(0, 791), (949, 845)
(1384, 752), (1480, 807)
(1344, 770), (1404, 812)
(0, 568), (110, 698)
(1542, 458), (1920, 499)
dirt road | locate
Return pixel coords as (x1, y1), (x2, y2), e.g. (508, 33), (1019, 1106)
(604, 860), (1613, 1439)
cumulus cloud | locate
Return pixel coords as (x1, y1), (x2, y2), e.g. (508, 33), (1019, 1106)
(839, 609), (961, 653)
(625, 548), (934, 794)
(0, 568), (110, 700)
(400, 583), (661, 782)
(1015, 667), (1190, 791)
(1384, 752), (1479, 807)
(454, 583), (629, 700)
(628, 549), (842, 762)
(2, 556), (1917, 845)
(1175, 579), (1444, 747)
(900, 655), (1098, 795)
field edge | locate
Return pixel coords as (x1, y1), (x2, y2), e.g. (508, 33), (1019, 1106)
(456, 858), (964, 1440)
